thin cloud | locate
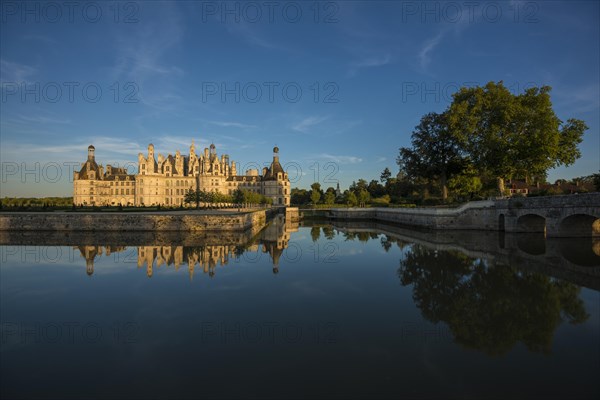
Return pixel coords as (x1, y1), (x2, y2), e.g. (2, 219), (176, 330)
(0, 59), (36, 83)
(16, 114), (72, 125)
(317, 153), (363, 164)
(225, 22), (288, 52)
(292, 116), (329, 133)
(418, 33), (443, 69)
(348, 53), (391, 77)
(208, 121), (257, 129)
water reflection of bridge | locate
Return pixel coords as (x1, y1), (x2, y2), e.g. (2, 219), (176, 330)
(74, 215), (299, 279)
(331, 221), (600, 291)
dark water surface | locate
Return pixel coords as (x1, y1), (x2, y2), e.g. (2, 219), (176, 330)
(1, 219), (599, 399)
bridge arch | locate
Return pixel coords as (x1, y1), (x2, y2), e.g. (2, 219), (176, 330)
(516, 214), (546, 234)
(498, 214), (505, 231)
(558, 214), (600, 237)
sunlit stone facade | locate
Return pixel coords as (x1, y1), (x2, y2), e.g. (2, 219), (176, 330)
(73, 142), (290, 207)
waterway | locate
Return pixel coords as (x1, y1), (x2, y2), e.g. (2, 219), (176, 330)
(1, 217), (598, 399)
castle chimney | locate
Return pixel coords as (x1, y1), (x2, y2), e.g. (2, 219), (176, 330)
(87, 145), (95, 161)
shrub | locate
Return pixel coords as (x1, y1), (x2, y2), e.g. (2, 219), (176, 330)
(371, 195), (391, 206)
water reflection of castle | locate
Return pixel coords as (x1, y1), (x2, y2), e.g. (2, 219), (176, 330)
(75, 216), (298, 279)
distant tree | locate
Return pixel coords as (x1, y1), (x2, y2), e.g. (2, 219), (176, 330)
(310, 182), (322, 205)
(323, 191), (335, 205)
(233, 189), (245, 204)
(291, 188), (311, 205)
(367, 179), (386, 198)
(184, 189), (201, 209)
(380, 167), (392, 184)
(349, 179), (368, 192)
(357, 188), (370, 207)
(344, 190), (358, 206)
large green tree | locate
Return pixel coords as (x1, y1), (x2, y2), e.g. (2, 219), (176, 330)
(397, 112), (466, 201)
(447, 82), (587, 194)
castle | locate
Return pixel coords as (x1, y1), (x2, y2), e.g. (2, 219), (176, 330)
(73, 142), (290, 207)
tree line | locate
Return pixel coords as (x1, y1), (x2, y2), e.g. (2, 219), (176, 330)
(1, 197), (73, 209)
(183, 188), (272, 208)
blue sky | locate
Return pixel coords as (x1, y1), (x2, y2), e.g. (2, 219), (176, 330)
(1, 0), (598, 197)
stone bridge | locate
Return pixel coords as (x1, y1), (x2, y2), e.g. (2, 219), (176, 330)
(496, 193), (600, 237)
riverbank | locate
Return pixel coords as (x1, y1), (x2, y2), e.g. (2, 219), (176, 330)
(0, 209), (275, 232)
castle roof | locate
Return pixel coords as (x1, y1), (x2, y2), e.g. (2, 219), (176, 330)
(263, 160), (284, 181)
(163, 154), (178, 174)
(78, 159), (101, 179)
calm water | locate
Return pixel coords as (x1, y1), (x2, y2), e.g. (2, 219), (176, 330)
(1, 218), (599, 399)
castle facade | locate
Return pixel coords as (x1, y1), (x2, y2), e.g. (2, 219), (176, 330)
(73, 142), (290, 207)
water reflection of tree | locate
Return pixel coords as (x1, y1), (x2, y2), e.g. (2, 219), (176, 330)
(322, 226), (336, 240)
(310, 226), (321, 242)
(342, 231), (378, 242)
(398, 245), (589, 356)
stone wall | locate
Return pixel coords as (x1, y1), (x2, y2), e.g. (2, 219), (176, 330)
(299, 194), (600, 236)
(329, 200), (497, 230)
(0, 210), (268, 232)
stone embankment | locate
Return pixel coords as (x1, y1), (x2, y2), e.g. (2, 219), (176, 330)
(301, 201), (497, 230)
(299, 193), (600, 237)
(0, 209), (274, 233)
